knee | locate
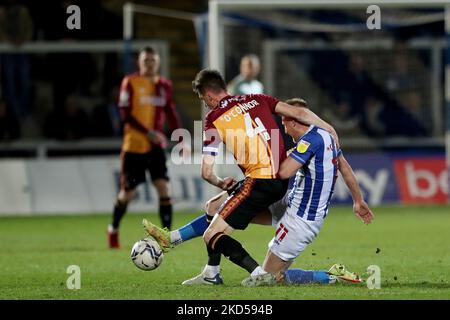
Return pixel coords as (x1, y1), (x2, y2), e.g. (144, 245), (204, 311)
(205, 199), (218, 217)
(154, 179), (170, 197)
(203, 228), (216, 245)
(118, 189), (134, 204)
(159, 196), (172, 206)
(205, 199), (211, 213)
(205, 213), (214, 225)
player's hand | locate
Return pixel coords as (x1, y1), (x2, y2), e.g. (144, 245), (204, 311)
(148, 130), (168, 149)
(329, 127), (340, 149)
(218, 177), (237, 191)
(353, 200), (374, 225)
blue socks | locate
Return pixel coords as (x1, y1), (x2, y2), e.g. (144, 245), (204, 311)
(178, 213), (209, 242)
(284, 269), (331, 284)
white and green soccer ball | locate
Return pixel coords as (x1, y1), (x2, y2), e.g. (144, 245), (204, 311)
(130, 237), (164, 271)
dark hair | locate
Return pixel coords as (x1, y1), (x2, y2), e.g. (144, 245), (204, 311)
(285, 98), (308, 108)
(139, 46), (157, 55)
(192, 69), (227, 95)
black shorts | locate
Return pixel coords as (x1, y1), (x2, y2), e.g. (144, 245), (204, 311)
(218, 178), (289, 230)
(120, 147), (169, 191)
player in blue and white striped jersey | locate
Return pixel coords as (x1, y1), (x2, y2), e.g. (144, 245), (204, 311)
(242, 98), (374, 287)
(286, 124), (340, 222)
(265, 125), (341, 266)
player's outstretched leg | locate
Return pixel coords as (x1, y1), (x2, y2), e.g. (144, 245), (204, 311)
(241, 265), (363, 287)
(241, 272), (278, 287)
(144, 191), (228, 250)
(142, 218), (172, 252)
(169, 213), (210, 246)
(282, 269), (336, 284)
(242, 269), (331, 287)
(327, 263), (362, 283)
(142, 212), (210, 251)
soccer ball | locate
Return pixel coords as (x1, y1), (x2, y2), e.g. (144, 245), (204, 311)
(130, 237), (164, 271)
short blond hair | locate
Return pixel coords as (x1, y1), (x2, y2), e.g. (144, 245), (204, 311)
(284, 98), (308, 107)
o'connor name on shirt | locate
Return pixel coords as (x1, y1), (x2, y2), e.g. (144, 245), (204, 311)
(219, 100), (259, 122)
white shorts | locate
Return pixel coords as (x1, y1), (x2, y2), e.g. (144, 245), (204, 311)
(268, 197), (288, 227)
(268, 210), (324, 262)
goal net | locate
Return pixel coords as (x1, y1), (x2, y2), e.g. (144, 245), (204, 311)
(206, 0), (450, 203)
(209, 0), (448, 141)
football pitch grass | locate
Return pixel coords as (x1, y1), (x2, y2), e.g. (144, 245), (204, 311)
(1, 205), (449, 300)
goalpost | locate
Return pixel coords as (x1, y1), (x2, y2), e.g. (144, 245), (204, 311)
(209, 0), (450, 202)
(446, 7), (450, 203)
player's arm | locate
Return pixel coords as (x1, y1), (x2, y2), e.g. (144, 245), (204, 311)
(338, 154), (374, 225)
(120, 101), (168, 147)
(278, 157), (303, 179)
(164, 81), (183, 131)
(118, 77), (167, 146)
(278, 138), (315, 179)
(201, 154), (236, 190)
(118, 77), (147, 134)
(202, 123), (236, 190)
(119, 109), (147, 133)
(275, 101), (339, 146)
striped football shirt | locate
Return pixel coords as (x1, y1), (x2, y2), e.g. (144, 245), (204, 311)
(286, 125), (341, 221)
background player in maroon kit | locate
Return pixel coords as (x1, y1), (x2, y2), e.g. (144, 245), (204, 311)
(108, 47), (187, 249)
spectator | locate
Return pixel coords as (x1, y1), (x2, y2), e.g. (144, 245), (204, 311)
(0, 0), (33, 120)
(400, 92), (424, 122)
(323, 100), (361, 137)
(361, 97), (386, 137)
(49, 52), (97, 112)
(91, 86), (122, 137)
(43, 94), (91, 140)
(386, 53), (415, 93)
(346, 53), (372, 117)
(0, 99), (20, 141)
(398, 91), (430, 135)
(227, 54), (264, 95)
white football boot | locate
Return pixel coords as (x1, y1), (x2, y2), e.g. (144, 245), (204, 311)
(182, 265), (224, 285)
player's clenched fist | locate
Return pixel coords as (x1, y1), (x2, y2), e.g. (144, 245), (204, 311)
(218, 177), (238, 191)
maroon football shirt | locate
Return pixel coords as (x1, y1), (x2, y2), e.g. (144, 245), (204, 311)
(203, 94), (286, 179)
